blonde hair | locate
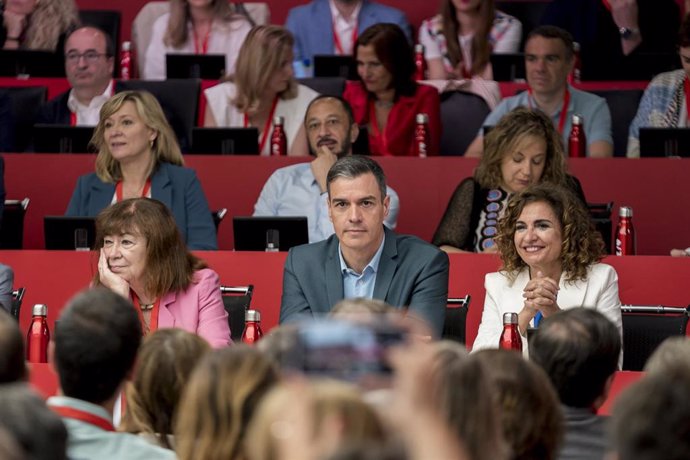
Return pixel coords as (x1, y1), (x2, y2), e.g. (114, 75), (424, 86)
(232, 25), (297, 114)
(23, 0), (79, 50)
(246, 380), (387, 460)
(174, 346), (279, 460)
(164, 0), (247, 48)
(92, 90), (183, 183)
(119, 329), (211, 448)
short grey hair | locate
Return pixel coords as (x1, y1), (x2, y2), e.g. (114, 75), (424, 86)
(326, 155), (387, 200)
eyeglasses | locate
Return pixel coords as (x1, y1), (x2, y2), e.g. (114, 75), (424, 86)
(65, 51), (108, 64)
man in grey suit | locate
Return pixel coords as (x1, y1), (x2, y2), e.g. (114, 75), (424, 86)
(280, 155), (449, 337)
(0, 264), (14, 314)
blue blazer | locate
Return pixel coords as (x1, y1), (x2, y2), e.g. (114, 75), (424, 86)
(285, 0), (411, 63)
(65, 162), (218, 250)
(280, 226), (449, 337)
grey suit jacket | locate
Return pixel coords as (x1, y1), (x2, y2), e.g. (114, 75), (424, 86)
(0, 263), (14, 313)
(280, 227), (449, 337)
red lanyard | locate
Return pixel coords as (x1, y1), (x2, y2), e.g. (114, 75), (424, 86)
(244, 97), (279, 154)
(115, 179), (151, 202)
(332, 20), (358, 55)
(193, 27), (211, 54)
(684, 77), (690, 122)
(367, 99), (390, 155)
(527, 87), (571, 135)
(601, 0), (611, 11)
(70, 111), (77, 126)
(52, 406), (115, 431)
(131, 292), (160, 335)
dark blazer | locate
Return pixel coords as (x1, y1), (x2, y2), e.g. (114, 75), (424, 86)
(65, 162), (218, 250)
(280, 226), (449, 337)
(285, 0), (411, 64)
(36, 81), (126, 125)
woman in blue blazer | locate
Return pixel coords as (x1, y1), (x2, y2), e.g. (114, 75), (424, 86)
(65, 90), (217, 250)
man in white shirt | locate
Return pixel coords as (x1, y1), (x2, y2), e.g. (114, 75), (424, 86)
(37, 26), (117, 126)
(253, 95), (399, 242)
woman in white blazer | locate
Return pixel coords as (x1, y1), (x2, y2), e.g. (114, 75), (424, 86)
(472, 184), (622, 353)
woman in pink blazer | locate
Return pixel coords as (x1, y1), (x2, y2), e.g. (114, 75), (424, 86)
(93, 198), (230, 348)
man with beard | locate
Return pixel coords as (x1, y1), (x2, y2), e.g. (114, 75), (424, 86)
(286, 0), (410, 71)
(37, 26), (119, 126)
(253, 95), (399, 243)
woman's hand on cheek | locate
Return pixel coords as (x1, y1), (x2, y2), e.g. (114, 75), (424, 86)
(98, 249), (130, 298)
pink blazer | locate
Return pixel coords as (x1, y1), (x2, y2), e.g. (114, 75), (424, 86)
(157, 268), (231, 348)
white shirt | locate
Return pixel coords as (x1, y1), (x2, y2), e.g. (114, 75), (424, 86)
(67, 79), (114, 126)
(329, 0), (362, 55)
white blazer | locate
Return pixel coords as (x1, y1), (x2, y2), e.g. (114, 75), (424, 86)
(472, 263), (623, 359)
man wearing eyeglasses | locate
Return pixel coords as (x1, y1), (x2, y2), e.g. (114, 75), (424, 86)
(37, 26), (119, 126)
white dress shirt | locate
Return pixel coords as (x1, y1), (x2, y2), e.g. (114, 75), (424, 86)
(67, 79), (114, 126)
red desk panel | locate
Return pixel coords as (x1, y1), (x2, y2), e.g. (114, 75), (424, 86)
(0, 77), (70, 99)
(4, 155), (689, 255)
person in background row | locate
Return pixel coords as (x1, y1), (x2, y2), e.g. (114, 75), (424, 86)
(285, 0), (411, 72)
(66, 90), (218, 250)
(0, 309), (24, 383)
(670, 247), (690, 257)
(433, 107), (585, 254)
(37, 26), (120, 127)
(143, 0), (252, 80)
(204, 25), (317, 156)
(47, 288), (175, 460)
(0, 262), (14, 315)
(253, 95), (399, 242)
(465, 26), (613, 158)
(643, 336), (690, 377)
(530, 308), (621, 460)
(474, 349), (564, 460)
(93, 198), (230, 347)
(344, 23), (442, 156)
(472, 184), (622, 354)
(175, 346), (279, 460)
(541, 0), (680, 81)
(119, 328), (211, 450)
(0, 0), (78, 51)
(280, 156), (449, 337)
(419, 0), (522, 80)
(0, 383), (68, 460)
(626, 15), (690, 157)
(0, 90), (15, 152)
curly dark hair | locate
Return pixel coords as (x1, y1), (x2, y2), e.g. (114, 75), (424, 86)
(475, 107), (567, 190)
(496, 183), (604, 283)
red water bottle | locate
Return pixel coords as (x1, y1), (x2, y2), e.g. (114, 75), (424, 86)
(414, 43), (427, 81)
(241, 309), (263, 345)
(568, 114), (586, 158)
(270, 116), (287, 156)
(498, 312), (522, 352)
(120, 41), (132, 81)
(414, 113), (430, 157)
(568, 42), (581, 84)
(26, 304), (50, 363)
(615, 206), (636, 255)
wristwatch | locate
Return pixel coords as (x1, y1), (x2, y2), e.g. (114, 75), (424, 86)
(619, 27), (640, 40)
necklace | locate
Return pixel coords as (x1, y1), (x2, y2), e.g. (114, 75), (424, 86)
(374, 99), (394, 109)
(139, 303), (155, 311)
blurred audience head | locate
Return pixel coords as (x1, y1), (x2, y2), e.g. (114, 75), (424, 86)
(233, 25), (297, 113)
(64, 26), (114, 93)
(354, 23), (416, 97)
(92, 90), (183, 183)
(0, 384), (67, 460)
(330, 298), (396, 322)
(246, 379), (387, 460)
(304, 95), (359, 158)
(256, 324), (299, 372)
(0, 309), (26, 383)
(53, 287), (142, 404)
(474, 349), (563, 460)
(644, 336), (690, 377)
(530, 308), (620, 409)
(120, 328), (211, 449)
(430, 341), (509, 460)
(93, 198), (204, 298)
(175, 346), (279, 460)
(475, 107), (567, 192)
(610, 373), (690, 460)
(496, 183), (604, 282)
